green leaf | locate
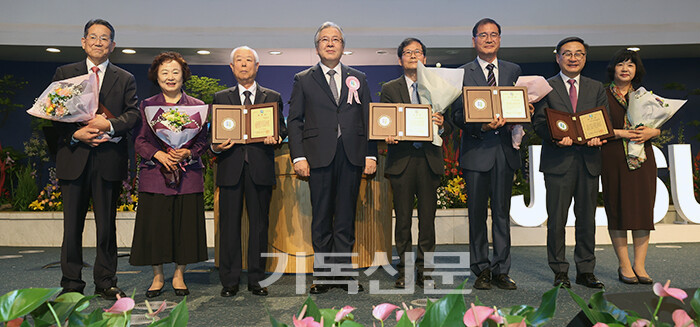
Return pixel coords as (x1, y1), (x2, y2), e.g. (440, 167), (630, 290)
(526, 285), (559, 326)
(474, 295), (485, 306)
(268, 315), (289, 327)
(319, 308), (339, 327)
(298, 296), (322, 322)
(338, 320), (364, 327)
(691, 288), (700, 316)
(589, 291), (629, 324)
(499, 304), (534, 317)
(418, 280), (467, 327)
(396, 309), (414, 327)
(565, 287), (605, 324)
(0, 287), (62, 322)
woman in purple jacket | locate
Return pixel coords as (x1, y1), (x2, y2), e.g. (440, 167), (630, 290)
(130, 52), (208, 297)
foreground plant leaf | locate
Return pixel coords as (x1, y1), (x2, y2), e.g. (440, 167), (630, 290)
(0, 288), (62, 322)
(418, 280), (468, 327)
(526, 285), (559, 326)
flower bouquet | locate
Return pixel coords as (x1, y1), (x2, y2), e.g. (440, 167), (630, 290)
(514, 75), (553, 149)
(27, 74), (99, 122)
(416, 61), (464, 146)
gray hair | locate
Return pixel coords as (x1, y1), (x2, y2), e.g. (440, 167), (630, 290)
(313, 21), (345, 48)
(230, 46), (259, 64)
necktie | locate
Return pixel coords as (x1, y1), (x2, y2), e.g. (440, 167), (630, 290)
(568, 79), (578, 112)
(486, 63), (496, 86)
(327, 70), (339, 105)
(243, 90), (252, 105)
(91, 66), (100, 90)
(411, 83), (423, 149)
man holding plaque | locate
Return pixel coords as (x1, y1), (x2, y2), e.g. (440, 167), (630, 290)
(212, 46), (287, 297)
(52, 19), (139, 299)
(380, 38), (446, 289)
(451, 18), (521, 290)
(532, 37), (608, 289)
(288, 22), (378, 294)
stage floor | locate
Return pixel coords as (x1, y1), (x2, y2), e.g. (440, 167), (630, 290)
(1, 243), (697, 326)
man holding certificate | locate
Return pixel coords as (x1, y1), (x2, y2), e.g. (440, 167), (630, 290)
(212, 46), (287, 297)
(288, 22), (377, 294)
(532, 37), (608, 289)
(380, 38), (446, 289)
(451, 18), (521, 291)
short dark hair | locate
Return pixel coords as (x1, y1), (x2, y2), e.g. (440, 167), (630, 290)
(84, 19), (115, 41)
(147, 52), (192, 85)
(606, 49), (646, 85)
(555, 36), (589, 54)
(472, 18), (501, 37)
(397, 38), (426, 58)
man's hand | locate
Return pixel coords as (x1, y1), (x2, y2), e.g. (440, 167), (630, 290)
(557, 136), (573, 147)
(586, 137), (606, 147)
(528, 103), (535, 115)
(293, 160), (310, 177)
(212, 139), (235, 152)
(482, 115), (506, 131)
(154, 150), (178, 172)
(363, 158), (377, 175)
(384, 136), (398, 144)
(73, 126), (108, 147)
(263, 136), (281, 145)
(86, 115), (111, 132)
(432, 112), (444, 127)
(168, 148), (191, 163)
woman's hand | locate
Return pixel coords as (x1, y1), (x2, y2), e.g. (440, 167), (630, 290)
(629, 126), (660, 143)
(153, 150), (178, 171)
(614, 129), (636, 139)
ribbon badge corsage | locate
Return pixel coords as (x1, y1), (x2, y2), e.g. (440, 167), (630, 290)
(346, 76), (361, 104)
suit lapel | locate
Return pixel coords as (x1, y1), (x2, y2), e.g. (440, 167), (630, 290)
(468, 59), (488, 86)
(497, 60), (510, 86)
(311, 64), (337, 105)
(254, 85), (267, 105)
(549, 76), (573, 113)
(100, 63), (118, 101)
(338, 65), (350, 108)
(397, 75), (411, 103)
(228, 86), (241, 105)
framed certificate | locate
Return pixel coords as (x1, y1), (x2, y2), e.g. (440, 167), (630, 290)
(462, 86), (530, 123)
(369, 103), (433, 141)
(545, 106), (614, 145)
(212, 102), (279, 144)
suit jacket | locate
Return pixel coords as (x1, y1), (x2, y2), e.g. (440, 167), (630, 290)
(452, 59), (522, 171)
(288, 63), (377, 168)
(213, 84), (287, 186)
(380, 75), (445, 176)
(52, 61), (140, 181)
(135, 92), (208, 195)
(532, 74), (608, 176)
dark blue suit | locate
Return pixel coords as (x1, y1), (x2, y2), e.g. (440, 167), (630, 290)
(287, 63), (377, 270)
(452, 59), (521, 276)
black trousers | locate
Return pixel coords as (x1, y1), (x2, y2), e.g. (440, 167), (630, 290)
(308, 138), (362, 272)
(218, 163), (272, 288)
(59, 152), (120, 291)
(389, 150), (440, 276)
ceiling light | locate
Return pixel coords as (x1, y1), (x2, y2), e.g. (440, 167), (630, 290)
(343, 51), (353, 55)
(46, 48), (61, 53)
(121, 49), (136, 54)
(627, 47), (640, 51)
(268, 51), (282, 55)
(197, 50), (211, 55)
(376, 50), (388, 55)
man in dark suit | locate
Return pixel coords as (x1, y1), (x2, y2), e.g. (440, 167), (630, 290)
(380, 38), (446, 289)
(287, 22), (378, 294)
(452, 18), (521, 290)
(52, 19), (139, 299)
(212, 46), (287, 297)
(532, 36), (608, 289)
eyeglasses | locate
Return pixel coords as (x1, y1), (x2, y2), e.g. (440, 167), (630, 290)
(318, 37), (343, 45)
(402, 49), (424, 57)
(86, 34), (111, 42)
(476, 32), (500, 39)
(560, 51), (586, 59)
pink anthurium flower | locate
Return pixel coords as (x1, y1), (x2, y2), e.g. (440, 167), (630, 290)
(592, 323), (610, 327)
(146, 300), (168, 318)
(372, 303), (399, 321)
(293, 316), (322, 327)
(103, 294), (135, 314)
(672, 309), (695, 327)
(396, 308), (426, 323)
(653, 280), (688, 303)
(335, 305), (355, 322)
(630, 319), (651, 327)
(463, 303), (495, 327)
(507, 317), (527, 327)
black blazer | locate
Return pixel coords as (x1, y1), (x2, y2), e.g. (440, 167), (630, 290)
(213, 84), (287, 186)
(532, 74), (609, 176)
(287, 63), (377, 169)
(52, 61), (139, 181)
(452, 59), (522, 172)
(380, 75), (445, 176)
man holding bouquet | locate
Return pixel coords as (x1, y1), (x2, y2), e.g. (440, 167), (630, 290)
(52, 19), (139, 299)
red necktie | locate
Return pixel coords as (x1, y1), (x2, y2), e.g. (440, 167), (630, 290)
(568, 79), (577, 112)
(91, 66), (100, 91)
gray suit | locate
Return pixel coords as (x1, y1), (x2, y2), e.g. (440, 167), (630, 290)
(532, 74), (608, 275)
(452, 59), (521, 276)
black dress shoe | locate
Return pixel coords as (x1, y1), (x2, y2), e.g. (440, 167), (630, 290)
(473, 269), (492, 290)
(58, 288), (83, 297)
(248, 284), (269, 296)
(394, 275), (406, 289)
(553, 272), (571, 288)
(492, 274), (517, 290)
(618, 268), (638, 284)
(309, 283), (330, 294)
(576, 273), (604, 289)
(174, 288), (189, 296)
(335, 276), (364, 292)
(145, 288), (163, 298)
(633, 269), (653, 284)
(220, 285), (239, 297)
(94, 286), (126, 300)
